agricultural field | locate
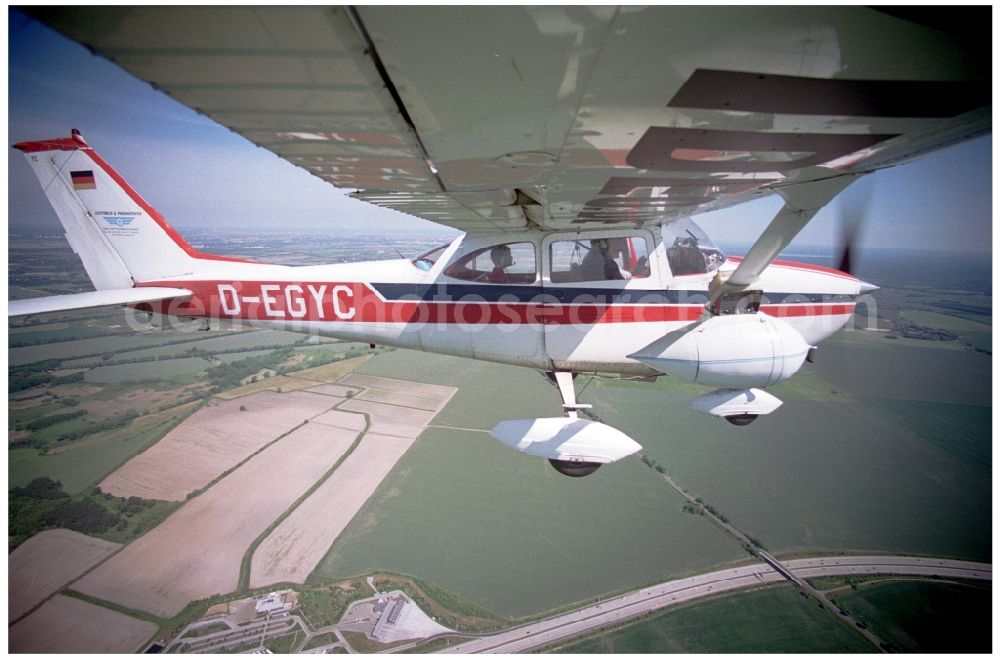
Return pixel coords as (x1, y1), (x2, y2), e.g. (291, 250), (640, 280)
(10, 408), (197, 495)
(316, 313), (991, 618)
(83, 357), (213, 384)
(546, 585), (876, 653)
(72, 421), (358, 616)
(575, 336), (992, 561)
(65, 329), (323, 366)
(250, 379), (455, 588)
(9, 237), (991, 651)
(98, 390), (342, 501)
(10, 331), (231, 366)
(9, 594), (159, 653)
(828, 579), (991, 653)
(315, 351), (749, 619)
(251, 433), (418, 588)
(8, 529), (121, 622)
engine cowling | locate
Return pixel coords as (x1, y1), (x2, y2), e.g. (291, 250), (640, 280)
(629, 313), (811, 389)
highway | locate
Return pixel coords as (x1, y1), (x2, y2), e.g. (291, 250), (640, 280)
(439, 555), (990, 654)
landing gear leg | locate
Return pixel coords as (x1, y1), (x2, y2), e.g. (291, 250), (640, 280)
(547, 371), (592, 419)
(545, 371), (601, 477)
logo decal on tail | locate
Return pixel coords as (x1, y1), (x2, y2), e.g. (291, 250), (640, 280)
(102, 215), (135, 227)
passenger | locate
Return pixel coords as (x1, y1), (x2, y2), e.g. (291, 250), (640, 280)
(581, 238), (625, 281)
(488, 244), (513, 283)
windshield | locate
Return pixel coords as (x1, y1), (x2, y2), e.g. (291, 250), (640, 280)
(412, 244), (450, 272)
(663, 220), (726, 276)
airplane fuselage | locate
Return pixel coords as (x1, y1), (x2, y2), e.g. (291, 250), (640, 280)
(136, 230), (866, 376)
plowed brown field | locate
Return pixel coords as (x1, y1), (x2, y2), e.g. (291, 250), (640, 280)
(98, 390), (340, 500)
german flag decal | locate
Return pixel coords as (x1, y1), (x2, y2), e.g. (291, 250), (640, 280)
(70, 170), (96, 190)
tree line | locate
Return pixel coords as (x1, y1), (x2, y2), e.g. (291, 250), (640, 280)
(9, 477), (159, 551)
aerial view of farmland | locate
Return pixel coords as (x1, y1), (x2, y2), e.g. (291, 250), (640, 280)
(8, 233), (991, 654)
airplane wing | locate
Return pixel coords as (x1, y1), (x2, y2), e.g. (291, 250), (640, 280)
(29, 7), (989, 236)
(9, 287), (193, 318)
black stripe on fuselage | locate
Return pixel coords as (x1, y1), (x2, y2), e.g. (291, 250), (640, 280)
(369, 283), (855, 305)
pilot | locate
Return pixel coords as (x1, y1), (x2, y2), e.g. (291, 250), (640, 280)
(488, 244), (513, 283)
(667, 236), (707, 275)
(581, 238), (625, 281)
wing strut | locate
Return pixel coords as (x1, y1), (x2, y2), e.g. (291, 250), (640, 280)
(709, 168), (862, 306)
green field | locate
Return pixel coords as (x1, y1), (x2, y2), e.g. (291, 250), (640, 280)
(548, 585), (875, 653)
(587, 337), (991, 560)
(83, 357), (213, 384)
(9, 331), (225, 366)
(9, 326), (119, 346)
(314, 352), (749, 618)
(61, 329), (309, 366)
(315, 326), (990, 621)
(9, 414), (190, 494)
(818, 334), (991, 405)
(9, 401), (66, 429)
(216, 349), (274, 363)
(831, 580), (991, 653)
(899, 309), (992, 333)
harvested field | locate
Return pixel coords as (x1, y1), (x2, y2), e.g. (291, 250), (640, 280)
(251, 432), (416, 588)
(8, 529), (121, 623)
(354, 387), (449, 410)
(9, 594), (158, 653)
(311, 410), (367, 431)
(214, 376), (320, 399)
(286, 354), (373, 382)
(338, 373), (457, 401)
(339, 400), (439, 438)
(304, 384), (355, 398)
(72, 422), (358, 617)
(249, 378), (455, 587)
(98, 390), (340, 501)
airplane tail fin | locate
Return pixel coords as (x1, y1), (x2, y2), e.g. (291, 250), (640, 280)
(13, 130), (251, 288)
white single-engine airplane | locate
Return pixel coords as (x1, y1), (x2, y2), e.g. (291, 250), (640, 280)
(11, 7), (990, 476)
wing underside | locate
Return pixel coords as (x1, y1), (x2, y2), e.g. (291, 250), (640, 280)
(30, 7), (990, 234)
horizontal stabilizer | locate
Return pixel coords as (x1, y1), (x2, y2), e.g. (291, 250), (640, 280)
(9, 287), (192, 318)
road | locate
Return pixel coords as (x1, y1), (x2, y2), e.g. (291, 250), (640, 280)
(168, 610), (352, 654)
(439, 555), (990, 654)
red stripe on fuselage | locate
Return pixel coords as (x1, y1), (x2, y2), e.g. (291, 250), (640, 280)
(136, 280), (855, 325)
(760, 303), (855, 317)
(727, 256), (858, 280)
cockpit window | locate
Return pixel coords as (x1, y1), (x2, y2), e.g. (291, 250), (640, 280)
(412, 244), (450, 271)
(550, 235), (651, 283)
(663, 220), (726, 276)
(444, 242), (537, 284)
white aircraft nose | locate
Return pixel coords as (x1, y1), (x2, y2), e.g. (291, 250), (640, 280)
(857, 281), (879, 294)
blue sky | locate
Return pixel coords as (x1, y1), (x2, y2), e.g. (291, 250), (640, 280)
(8, 8), (993, 253)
